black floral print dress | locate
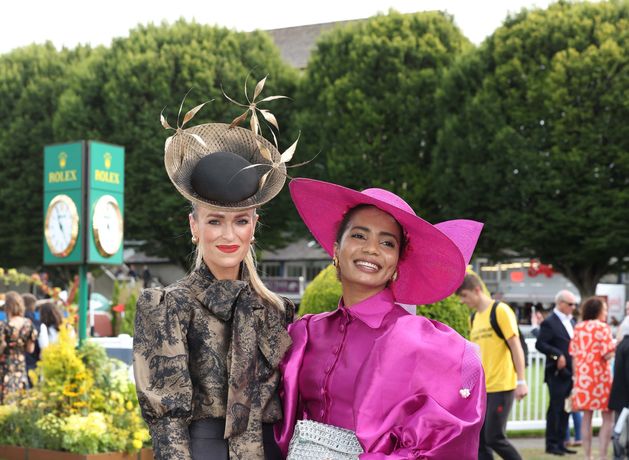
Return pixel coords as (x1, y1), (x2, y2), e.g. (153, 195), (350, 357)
(133, 263), (293, 460)
(0, 318), (37, 403)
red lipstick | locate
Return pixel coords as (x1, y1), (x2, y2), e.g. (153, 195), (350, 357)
(217, 245), (240, 253)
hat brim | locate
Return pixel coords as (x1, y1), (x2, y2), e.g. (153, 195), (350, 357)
(289, 178), (470, 305)
(165, 123), (286, 210)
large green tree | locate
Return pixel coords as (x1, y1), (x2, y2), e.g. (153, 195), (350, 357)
(0, 43), (95, 268)
(294, 10), (471, 219)
(0, 20), (298, 266)
(432, 1), (629, 297)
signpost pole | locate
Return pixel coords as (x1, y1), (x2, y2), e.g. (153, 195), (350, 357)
(78, 264), (89, 345)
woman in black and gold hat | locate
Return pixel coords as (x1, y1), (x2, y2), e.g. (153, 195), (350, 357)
(133, 80), (297, 460)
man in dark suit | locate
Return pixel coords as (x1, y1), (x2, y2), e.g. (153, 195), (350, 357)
(535, 289), (578, 456)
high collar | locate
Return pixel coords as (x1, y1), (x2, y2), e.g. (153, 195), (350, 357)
(314, 288), (397, 329)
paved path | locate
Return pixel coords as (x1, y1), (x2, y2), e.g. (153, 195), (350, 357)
(511, 437), (546, 450)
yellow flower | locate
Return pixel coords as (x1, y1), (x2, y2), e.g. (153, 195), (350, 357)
(135, 428), (150, 441)
(125, 401), (133, 411)
(132, 439), (143, 450)
(63, 387), (79, 397)
(28, 369), (39, 386)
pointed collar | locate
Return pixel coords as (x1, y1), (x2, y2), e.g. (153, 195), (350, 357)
(314, 288), (397, 329)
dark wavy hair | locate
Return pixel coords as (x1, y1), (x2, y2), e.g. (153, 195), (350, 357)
(581, 296), (605, 321)
(39, 302), (63, 330)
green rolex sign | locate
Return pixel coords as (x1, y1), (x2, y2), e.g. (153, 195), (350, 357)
(43, 141), (125, 266)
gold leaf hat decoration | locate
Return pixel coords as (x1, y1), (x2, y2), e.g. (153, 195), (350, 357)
(162, 76), (299, 211)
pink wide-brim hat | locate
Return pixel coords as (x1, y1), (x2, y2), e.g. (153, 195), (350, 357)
(289, 178), (484, 305)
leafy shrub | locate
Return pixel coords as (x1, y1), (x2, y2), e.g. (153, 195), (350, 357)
(119, 290), (138, 335)
(417, 294), (471, 338)
(111, 280), (140, 336)
(299, 265), (341, 315)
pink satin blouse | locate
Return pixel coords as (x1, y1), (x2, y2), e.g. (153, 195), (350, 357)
(275, 288), (486, 459)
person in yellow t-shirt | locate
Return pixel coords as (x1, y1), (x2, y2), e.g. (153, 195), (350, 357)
(457, 274), (528, 460)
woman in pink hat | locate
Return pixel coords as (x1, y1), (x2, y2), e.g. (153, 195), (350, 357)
(275, 178), (486, 459)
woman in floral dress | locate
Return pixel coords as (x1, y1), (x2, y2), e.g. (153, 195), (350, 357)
(570, 296), (615, 460)
(0, 291), (37, 403)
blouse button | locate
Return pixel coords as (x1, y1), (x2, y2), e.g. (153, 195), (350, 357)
(320, 388), (326, 395)
(320, 410), (325, 417)
(333, 346), (340, 354)
(325, 366), (332, 373)
(339, 324), (345, 332)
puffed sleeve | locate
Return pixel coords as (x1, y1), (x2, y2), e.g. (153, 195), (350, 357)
(133, 287), (193, 460)
(354, 316), (486, 459)
(274, 315), (312, 457)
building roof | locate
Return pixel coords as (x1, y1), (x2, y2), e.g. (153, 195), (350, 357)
(266, 20), (359, 69)
(123, 247), (170, 264)
(260, 239), (329, 261)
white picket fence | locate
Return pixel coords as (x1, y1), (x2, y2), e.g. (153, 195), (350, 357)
(507, 338), (602, 431)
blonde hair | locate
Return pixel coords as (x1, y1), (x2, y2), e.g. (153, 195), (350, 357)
(4, 291), (25, 317)
(191, 204), (284, 311)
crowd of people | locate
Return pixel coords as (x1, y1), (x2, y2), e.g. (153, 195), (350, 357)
(0, 291), (69, 403)
(535, 291), (628, 460)
(459, 280), (628, 460)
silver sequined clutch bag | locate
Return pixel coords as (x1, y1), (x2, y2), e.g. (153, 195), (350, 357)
(287, 419), (364, 460)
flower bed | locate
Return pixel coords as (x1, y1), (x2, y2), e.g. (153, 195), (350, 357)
(0, 326), (151, 457)
(0, 445), (153, 459)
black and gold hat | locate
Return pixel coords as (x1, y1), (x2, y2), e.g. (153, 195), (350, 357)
(162, 77), (298, 211)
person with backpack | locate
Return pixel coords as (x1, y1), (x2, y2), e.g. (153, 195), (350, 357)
(457, 273), (528, 460)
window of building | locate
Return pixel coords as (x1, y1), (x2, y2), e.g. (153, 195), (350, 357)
(286, 264), (304, 278)
(260, 263), (281, 277)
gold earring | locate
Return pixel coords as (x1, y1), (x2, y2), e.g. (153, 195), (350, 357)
(392, 270), (398, 282)
(332, 256), (339, 267)
(191, 235), (199, 245)
(251, 236), (256, 244)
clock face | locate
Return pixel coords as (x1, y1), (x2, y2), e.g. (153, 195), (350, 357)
(92, 195), (123, 257)
(45, 194), (80, 257)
